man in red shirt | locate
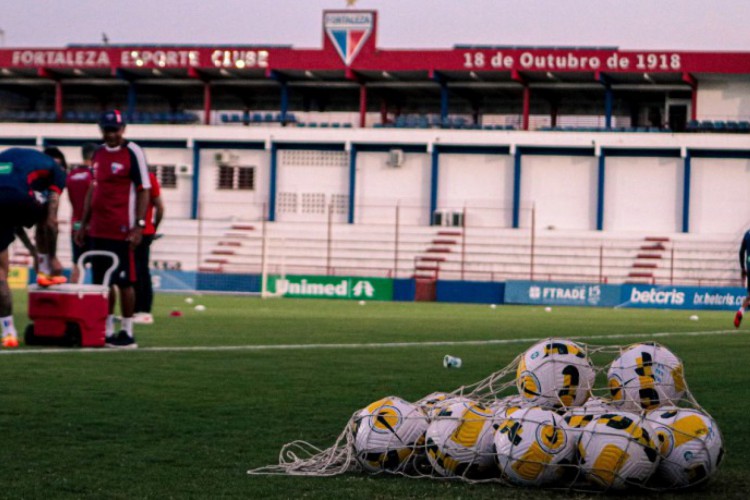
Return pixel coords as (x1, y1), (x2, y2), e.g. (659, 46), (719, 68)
(67, 143), (97, 283)
(134, 171), (164, 325)
(76, 110), (151, 348)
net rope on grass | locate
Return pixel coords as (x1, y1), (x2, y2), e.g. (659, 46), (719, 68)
(248, 340), (722, 492)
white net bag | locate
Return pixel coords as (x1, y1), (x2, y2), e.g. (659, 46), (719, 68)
(248, 338), (724, 492)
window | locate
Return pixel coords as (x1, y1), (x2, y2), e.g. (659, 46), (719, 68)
(217, 165), (256, 190)
(217, 165), (235, 190)
(237, 167), (255, 190)
(148, 164), (177, 189)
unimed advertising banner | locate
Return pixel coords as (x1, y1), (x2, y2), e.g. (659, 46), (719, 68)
(268, 275), (393, 301)
(505, 281), (621, 307)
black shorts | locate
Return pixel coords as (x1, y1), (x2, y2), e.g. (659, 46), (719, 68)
(0, 195), (46, 228)
(71, 233), (91, 267)
(90, 238), (136, 288)
(0, 226), (15, 252)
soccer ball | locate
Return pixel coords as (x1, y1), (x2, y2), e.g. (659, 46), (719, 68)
(494, 406), (575, 486)
(577, 411), (660, 490)
(607, 343), (686, 411)
(425, 400), (496, 478)
(516, 338), (596, 408)
(562, 396), (617, 437)
(416, 392), (472, 422)
(352, 396), (428, 473)
(645, 406), (724, 488)
(489, 395), (527, 421)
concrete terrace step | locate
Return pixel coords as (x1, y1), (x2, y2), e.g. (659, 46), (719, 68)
(636, 253), (663, 259)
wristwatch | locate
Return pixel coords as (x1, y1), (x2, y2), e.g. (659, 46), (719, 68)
(136, 219), (146, 228)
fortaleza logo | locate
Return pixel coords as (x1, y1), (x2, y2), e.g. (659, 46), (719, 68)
(271, 275), (392, 300)
(629, 287), (685, 305)
(324, 12), (374, 65)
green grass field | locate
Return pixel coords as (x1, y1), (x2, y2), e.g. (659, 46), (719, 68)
(1, 291), (747, 499)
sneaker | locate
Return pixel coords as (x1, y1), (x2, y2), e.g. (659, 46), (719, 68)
(1, 335), (19, 348)
(133, 313), (154, 325)
(105, 330), (138, 349)
(36, 273), (67, 287)
(735, 311), (743, 328)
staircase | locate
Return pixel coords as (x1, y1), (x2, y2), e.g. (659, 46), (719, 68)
(199, 223), (257, 272)
(627, 236), (669, 283)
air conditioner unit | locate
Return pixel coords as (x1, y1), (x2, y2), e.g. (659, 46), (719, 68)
(214, 151), (238, 164)
(386, 148), (404, 168)
(432, 209), (464, 227)
(177, 164), (193, 176)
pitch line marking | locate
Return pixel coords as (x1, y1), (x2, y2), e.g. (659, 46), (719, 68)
(0, 329), (738, 356)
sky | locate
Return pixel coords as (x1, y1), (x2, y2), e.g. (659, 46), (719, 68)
(1, 0), (749, 51)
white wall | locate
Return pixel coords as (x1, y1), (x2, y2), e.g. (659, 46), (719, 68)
(519, 155), (597, 230)
(198, 149), (269, 220)
(690, 158), (750, 235)
(276, 149), (349, 222)
(355, 151), (431, 225)
(603, 157), (683, 233)
(697, 78), (750, 120)
(438, 153), (514, 228)
(142, 147), (194, 219)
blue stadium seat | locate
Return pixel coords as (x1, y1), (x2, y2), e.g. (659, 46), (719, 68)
(343, 123), (352, 128)
(264, 113), (274, 122)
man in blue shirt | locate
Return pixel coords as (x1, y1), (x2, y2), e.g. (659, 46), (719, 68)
(736, 229), (750, 328)
(0, 148), (67, 348)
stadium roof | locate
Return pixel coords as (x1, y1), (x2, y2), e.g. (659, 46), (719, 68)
(0, 10), (748, 87)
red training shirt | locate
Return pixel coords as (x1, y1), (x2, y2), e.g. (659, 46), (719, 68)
(143, 171), (161, 236)
(89, 141), (151, 241)
(67, 165), (93, 232)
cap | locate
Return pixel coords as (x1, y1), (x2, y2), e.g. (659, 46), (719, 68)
(99, 110), (126, 130)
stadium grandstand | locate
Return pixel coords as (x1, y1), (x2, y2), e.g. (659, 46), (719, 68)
(1, 9), (749, 297)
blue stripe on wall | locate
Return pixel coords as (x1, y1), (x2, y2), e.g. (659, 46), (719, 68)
(268, 144), (278, 222)
(512, 149), (522, 228)
(596, 154), (606, 231)
(682, 152), (691, 233)
(430, 148), (439, 223)
(348, 144), (357, 224)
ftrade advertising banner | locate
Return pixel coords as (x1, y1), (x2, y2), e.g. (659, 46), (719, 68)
(620, 285), (747, 311)
(268, 275), (393, 301)
(505, 281), (621, 307)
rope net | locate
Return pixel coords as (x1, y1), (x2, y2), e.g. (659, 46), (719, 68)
(248, 339), (724, 492)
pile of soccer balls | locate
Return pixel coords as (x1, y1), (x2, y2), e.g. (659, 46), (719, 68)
(350, 339), (723, 491)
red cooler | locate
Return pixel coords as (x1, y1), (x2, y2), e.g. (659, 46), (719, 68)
(25, 251), (118, 348)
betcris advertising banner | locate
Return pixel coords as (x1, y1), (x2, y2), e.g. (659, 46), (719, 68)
(505, 281), (621, 307)
(620, 285), (747, 310)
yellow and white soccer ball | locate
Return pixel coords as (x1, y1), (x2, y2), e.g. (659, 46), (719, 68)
(562, 396), (617, 437)
(577, 411), (660, 490)
(425, 400), (496, 477)
(416, 392), (472, 422)
(489, 395), (527, 421)
(516, 338), (596, 408)
(353, 396), (429, 473)
(607, 342), (686, 411)
(645, 406), (724, 488)
(494, 406), (575, 486)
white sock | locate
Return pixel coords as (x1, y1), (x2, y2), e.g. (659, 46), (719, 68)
(122, 317), (133, 338)
(106, 314), (116, 337)
(1, 316), (17, 337)
(740, 308), (746, 316)
(38, 254), (51, 274)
